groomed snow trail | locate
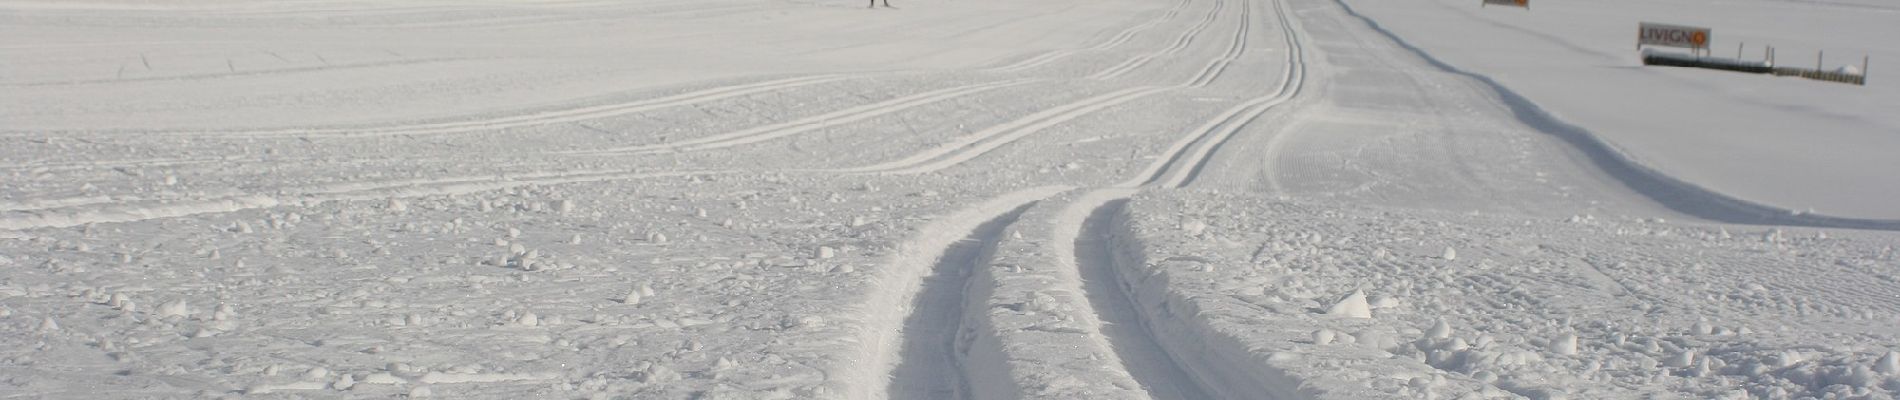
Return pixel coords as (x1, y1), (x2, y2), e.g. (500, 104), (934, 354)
(887, 200), (1039, 399)
(852, 186), (1070, 400)
(146, 75), (850, 139)
(1063, 191), (1213, 400)
(9, 0), (1898, 398)
(992, 0), (1312, 397)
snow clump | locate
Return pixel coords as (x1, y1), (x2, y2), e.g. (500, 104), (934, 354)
(1327, 290), (1372, 319)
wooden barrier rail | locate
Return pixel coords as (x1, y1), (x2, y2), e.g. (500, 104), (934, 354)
(1641, 50), (1866, 86)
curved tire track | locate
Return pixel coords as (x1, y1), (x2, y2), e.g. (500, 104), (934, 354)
(1021, 1), (1313, 398)
(1088, 0), (1225, 81)
(847, 186), (1071, 400)
(1136, 0), (1305, 189)
(564, 79), (1037, 155)
(835, 86), (1172, 176)
(986, 0), (1191, 73)
(158, 75), (847, 139)
(0, 169), (717, 232)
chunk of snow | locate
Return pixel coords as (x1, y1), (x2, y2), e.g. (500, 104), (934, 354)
(1876, 352), (1900, 375)
(156, 299), (191, 318)
(1314, 329), (1345, 345)
(247, 381), (327, 394)
(1181, 218), (1207, 235)
(1327, 290), (1372, 319)
(1549, 333), (1579, 356)
(1665, 351), (1695, 368)
(1442, 247), (1458, 261)
(416, 372), (554, 384)
(360, 372), (405, 385)
(622, 290), (642, 305)
(1427, 320), (1453, 339)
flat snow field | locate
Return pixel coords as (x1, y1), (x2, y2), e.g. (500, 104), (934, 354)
(1, 0), (1896, 399)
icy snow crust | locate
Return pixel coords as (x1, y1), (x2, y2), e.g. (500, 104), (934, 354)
(3, 0), (1898, 398)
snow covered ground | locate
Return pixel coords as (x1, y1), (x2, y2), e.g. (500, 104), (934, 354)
(1340, 0), (1900, 221)
(2, 0), (1896, 398)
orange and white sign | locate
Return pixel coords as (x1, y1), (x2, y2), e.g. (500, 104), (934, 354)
(1481, 0), (1529, 8)
(1638, 22), (1712, 50)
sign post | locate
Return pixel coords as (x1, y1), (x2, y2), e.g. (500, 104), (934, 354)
(1638, 22), (1713, 56)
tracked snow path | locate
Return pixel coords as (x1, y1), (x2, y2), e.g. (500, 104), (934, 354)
(850, 186), (1071, 400)
(566, 79), (1039, 155)
(147, 75), (849, 139)
(1089, 0), (1225, 80)
(0, 169), (715, 231)
(886, 200), (1039, 399)
(836, 0), (1264, 178)
(834, 86), (1174, 176)
(1134, 0), (1301, 189)
(1062, 191), (1213, 400)
(986, 0), (1192, 73)
(940, 0), (1313, 398)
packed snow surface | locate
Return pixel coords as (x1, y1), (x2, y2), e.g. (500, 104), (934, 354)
(3, 0), (1896, 398)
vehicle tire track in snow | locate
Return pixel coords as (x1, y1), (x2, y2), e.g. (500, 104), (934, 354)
(4, 57), (474, 88)
(1001, 1), (1311, 398)
(833, 86), (1173, 176)
(560, 79), (1037, 155)
(1182, 0), (1251, 88)
(1087, 0), (1225, 81)
(1064, 190), (1216, 400)
(847, 186), (1071, 400)
(0, 169), (717, 231)
(886, 200), (1039, 400)
(1133, 0), (1305, 189)
(152, 74), (847, 139)
(986, 0), (1190, 73)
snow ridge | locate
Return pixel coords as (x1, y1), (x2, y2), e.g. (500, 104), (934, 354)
(1334, 0), (1900, 231)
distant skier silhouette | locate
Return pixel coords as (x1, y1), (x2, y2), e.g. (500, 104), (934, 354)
(870, 0), (891, 8)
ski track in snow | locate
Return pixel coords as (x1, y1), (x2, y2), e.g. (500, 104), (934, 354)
(0, 169), (715, 231)
(852, 186), (1071, 400)
(563, 79), (1040, 156)
(869, 0), (1309, 397)
(6, 0), (1899, 398)
(986, 0), (1191, 73)
(1088, 0), (1226, 81)
(158, 75), (850, 139)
